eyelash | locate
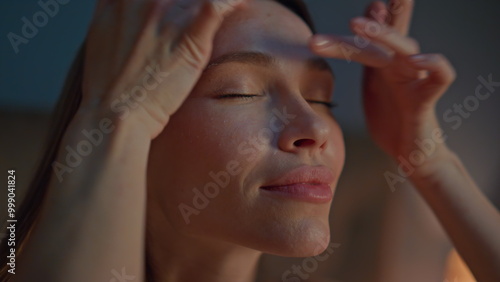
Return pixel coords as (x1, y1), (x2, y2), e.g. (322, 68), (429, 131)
(217, 94), (338, 109)
(306, 100), (338, 109)
(217, 93), (260, 100)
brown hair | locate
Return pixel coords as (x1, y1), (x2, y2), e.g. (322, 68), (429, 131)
(0, 1), (315, 281)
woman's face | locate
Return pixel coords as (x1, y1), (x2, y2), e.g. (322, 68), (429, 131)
(148, 0), (345, 256)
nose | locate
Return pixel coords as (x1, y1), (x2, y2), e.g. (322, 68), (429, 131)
(276, 96), (331, 156)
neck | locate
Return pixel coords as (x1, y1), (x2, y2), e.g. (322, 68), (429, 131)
(146, 209), (262, 282)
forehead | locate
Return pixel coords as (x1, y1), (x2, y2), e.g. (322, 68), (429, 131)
(211, 0), (314, 61)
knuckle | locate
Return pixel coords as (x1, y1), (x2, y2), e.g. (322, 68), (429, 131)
(434, 53), (456, 83)
(176, 34), (208, 71)
(407, 37), (420, 52)
(205, 1), (222, 19)
(366, 21), (386, 37)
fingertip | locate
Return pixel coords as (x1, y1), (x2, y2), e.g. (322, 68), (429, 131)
(349, 17), (371, 33)
(351, 17), (369, 26)
(406, 55), (429, 71)
(310, 35), (334, 50)
(409, 54), (427, 62)
(407, 54), (457, 84)
(407, 54), (437, 68)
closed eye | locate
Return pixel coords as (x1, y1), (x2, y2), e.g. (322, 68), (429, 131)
(216, 94), (337, 109)
(216, 93), (260, 100)
(306, 99), (338, 109)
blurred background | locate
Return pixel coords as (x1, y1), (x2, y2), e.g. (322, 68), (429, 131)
(0, 0), (499, 281)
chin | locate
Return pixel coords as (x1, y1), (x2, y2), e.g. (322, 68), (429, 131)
(253, 216), (332, 257)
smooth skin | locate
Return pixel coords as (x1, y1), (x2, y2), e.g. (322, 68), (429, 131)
(12, 0), (500, 282)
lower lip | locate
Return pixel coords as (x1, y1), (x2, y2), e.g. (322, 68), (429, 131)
(260, 183), (333, 204)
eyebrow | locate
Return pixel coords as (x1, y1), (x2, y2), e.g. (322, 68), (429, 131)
(204, 51), (335, 78)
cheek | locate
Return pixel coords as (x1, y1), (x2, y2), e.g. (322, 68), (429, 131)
(168, 101), (267, 164)
(148, 98), (271, 224)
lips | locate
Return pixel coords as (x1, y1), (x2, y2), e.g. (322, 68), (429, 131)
(260, 166), (335, 204)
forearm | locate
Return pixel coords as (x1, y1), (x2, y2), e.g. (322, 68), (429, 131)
(409, 146), (500, 281)
(15, 112), (151, 282)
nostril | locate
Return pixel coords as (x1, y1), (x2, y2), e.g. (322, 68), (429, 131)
(293, 139), (315, 147)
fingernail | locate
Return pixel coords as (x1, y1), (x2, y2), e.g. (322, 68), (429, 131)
(312, 35), (332, 48)
(409, 54), (427, 63)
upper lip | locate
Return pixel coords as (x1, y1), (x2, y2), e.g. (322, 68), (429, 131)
(261, 165), (335, 188)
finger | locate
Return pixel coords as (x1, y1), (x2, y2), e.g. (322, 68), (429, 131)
(170, 0), (246, 69)
(408, 53), (456, 97)
(209, 0), (249, 17)
(309, 34), (392, 67)
(388, 0), (414, 35)
(350, 17), (419, 55)
(364, 1), (389, 24)
(154, 0), (247, 116)
(121, 1), (174, 70)
(161, 0), (246, 46)
(161, 0), (211, 29)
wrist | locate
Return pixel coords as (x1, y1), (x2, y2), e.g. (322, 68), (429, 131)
(70, 104), (159, 141)
(406, 145), (460, 187)
(390, 137), (457, 180)
(75, 96), (171, 140)
(59, 106), (151, 168)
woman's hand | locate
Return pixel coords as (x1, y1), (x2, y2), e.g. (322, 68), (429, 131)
(310, 3), (500, 281)
(81, 0), (246, 139)
(309, 0), (456, 166)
